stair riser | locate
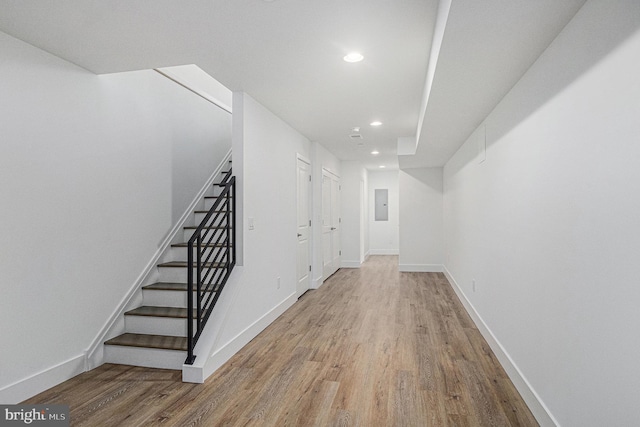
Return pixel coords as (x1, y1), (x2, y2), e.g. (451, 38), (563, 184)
(125, 315), (196, 337)
(157, 266), (228, 283)
(168, 246), (223, 263)
(195, 211), (232, 224)
(204, 196), (231, 211)
(142, 289), (213, 309)
(142, 289), (189, 308)
(104, 345), (186, 370)
(183, 226), (228, 241)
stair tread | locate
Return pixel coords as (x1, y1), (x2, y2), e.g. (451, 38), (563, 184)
(142, 282), (214, 292)
(183, 225), (226, 229)
(194, 210), (225, 214)
(105, 333), (187, 351)
(158, 261), (225, 268)
(125, 306), (195, 318)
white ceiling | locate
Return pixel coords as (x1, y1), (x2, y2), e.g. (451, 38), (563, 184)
(0, 0), (586, 170)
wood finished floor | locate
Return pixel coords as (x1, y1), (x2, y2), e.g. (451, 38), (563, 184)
(25, 256), (538, 426)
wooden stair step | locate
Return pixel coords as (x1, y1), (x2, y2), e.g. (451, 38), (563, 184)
(124, 306), (195, 318)
(194, 210), (225, 214)
(184, 225), (225, 230)
(158, 261), (225, 269)
(105, 333), (187, 351)
(142, 282), (214, 292)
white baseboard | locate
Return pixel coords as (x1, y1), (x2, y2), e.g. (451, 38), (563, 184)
(311, 276), (323, 289)
(443, 267), (558, 427)
(0, 354), (84, 404)
(369, 249), (399, 255)
(398, 264), (443, 272)
(182, 292), (298, 383)
(341, 260), (362, 268)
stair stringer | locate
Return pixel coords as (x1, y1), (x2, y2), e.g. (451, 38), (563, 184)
(181, 267), (297, 383)
(84, 148), (233, 370)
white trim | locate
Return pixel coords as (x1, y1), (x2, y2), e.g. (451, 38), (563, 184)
(443, 266), (559, 427)
(296, 152), (313, 298)
(84, 149), (233, 369)
(398, 264), (443, 272)
(322, 166), (340, 179)
(369, 249), (399, 255)
(154, 69), (232, 114)
(311, 276), (323, 289)
(0, 354), (84, 404)
(182, 292), (298, 383)
(341, 260), (362, 268)
(296, 152), (311, 165)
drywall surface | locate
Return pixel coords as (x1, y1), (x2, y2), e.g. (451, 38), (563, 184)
(398, 168), (443, 271)
(368, 170), (399, 255)
(443, 1), (640, 425)
(340, 161), (368, 266)
(210, 92), (311, 352)
(0, 31), (230, 401)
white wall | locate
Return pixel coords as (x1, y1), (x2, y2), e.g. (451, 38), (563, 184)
(0, 31), (231, 402)
(398, 168), (444, 272)
(340, 161), (368, 267)
(368, 170), (399, 255)
(191, 92), (311, 379)
(226, 92), (311, 341)
(443, 1), (640, 425)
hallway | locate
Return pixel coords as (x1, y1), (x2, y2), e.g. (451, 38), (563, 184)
(26, 256), (537, 426)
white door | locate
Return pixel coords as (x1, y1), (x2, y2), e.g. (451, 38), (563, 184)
(322, 169), (341, 280)
(296, 157), (312, 297)
(359, 180), (365, 263)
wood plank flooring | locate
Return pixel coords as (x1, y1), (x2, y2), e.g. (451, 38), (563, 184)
(24, 256), (538, 426)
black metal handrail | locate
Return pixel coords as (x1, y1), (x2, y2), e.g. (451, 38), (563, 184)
(185, 171), (236, 365)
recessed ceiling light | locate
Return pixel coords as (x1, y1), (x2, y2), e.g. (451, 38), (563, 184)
(371, 150), (380, 155)
(370, 121), (382, 126)
(343, 52), (364, 63)
(379, 165), (386, 168)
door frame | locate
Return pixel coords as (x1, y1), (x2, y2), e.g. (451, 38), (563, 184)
(296, 154), (312, 298)
(321, 167), (341, 281)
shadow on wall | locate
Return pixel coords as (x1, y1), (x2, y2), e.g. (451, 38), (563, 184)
(402, 167), (443, 194)
(486, 1), (640, 150)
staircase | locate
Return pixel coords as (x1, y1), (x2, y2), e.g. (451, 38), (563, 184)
(104, 162), (235, 370)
